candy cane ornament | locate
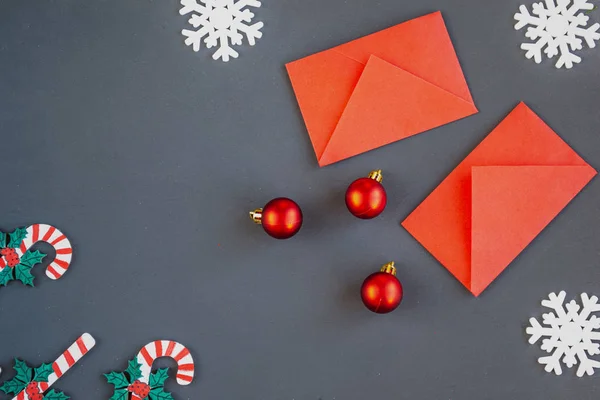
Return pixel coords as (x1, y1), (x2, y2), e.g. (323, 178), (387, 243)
(0, 224), (73, 287)
(137, 340), (195, 386)
(18, 224), (73, 280)
(0, 333), (96, 400)
(105, 340), (195, 399)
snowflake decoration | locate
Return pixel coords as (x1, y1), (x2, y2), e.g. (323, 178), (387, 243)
(514, 0), (600, 68)
(526, 291), (600, 376)
(179, 0), (263, 62)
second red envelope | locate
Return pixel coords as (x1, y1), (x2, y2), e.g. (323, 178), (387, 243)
(402, 103), (597, 296)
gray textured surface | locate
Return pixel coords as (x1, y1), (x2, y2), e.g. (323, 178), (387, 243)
(1, 0), (600, 399)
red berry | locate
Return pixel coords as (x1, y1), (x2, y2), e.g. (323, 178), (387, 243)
(128, 381), (150, 399)
(26, 382), (39, 396)
(1, 248), (20, 267)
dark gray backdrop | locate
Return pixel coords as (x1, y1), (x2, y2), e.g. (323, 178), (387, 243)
(1, 0), (600, 399)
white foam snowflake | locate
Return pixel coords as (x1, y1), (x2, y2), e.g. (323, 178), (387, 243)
(179, 0), (263, 62)
(514, 0), (600, 68)
(526, 291), (600, 376)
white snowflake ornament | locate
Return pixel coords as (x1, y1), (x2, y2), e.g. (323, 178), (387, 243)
(180, 0), (263, 62)
(514, 0), (600, 68)
(526, 291), (600, 376)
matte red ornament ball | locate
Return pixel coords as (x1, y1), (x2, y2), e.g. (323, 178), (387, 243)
(361, 262), (403, 314)
(250, 197), (303, 239)
(345, 170), (387, 219)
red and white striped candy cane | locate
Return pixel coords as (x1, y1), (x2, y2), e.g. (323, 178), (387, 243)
(135, 340), (195, 391)
(16, 224), (73, 280)
(12, 333), (96, 400)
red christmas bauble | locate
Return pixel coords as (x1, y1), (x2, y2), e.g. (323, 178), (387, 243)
(250, 197), (303, 239)
(361, 262), (403, 314)
(345, 170), (387, 219)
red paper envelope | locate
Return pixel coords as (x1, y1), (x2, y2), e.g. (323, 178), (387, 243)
(286, 11), (478, 167)
(402, 103), (597, 296)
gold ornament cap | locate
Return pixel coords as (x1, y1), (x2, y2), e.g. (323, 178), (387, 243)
(380, 261), (397, 276)
(368, 169), (383, 183)
(249, 208), (263, 224)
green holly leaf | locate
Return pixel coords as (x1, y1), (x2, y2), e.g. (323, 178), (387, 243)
(0, 359), (31, 395)
(109, 389), (129, 400)
(43, 389), (70, 400)
(15, 263), (34, 287)
(125, 358), (143, 382)
(0, 378), (27, 395)
(104, 371), (130, 389)
(13, 358), (33, 383)
(33, 362), (54, 382)
(7, 227), (27, 248)
(0, 232), (6, 248)
(19, 250), (46, 268)
(149, 387), (174, 400)
(0, 378), (26, 395)
(0, 266), (14, 286)
(149, 368), (169, 389)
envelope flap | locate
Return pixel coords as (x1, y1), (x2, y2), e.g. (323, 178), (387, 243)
(470, 166), (597, 296)
(319, 56), (478, 167)
(334, 11), (474, 104)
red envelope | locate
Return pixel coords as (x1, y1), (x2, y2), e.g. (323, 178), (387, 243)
(286, 11), (478, 167)
(402, 103), (597, 296)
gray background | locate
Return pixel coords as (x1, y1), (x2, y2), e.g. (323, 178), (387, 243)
(0, 0), (599, 399)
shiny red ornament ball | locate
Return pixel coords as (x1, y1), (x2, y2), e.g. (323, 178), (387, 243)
(345, 170), (387, 219)
(250, 197), (303, 239)
(361, 263), (403, 314)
